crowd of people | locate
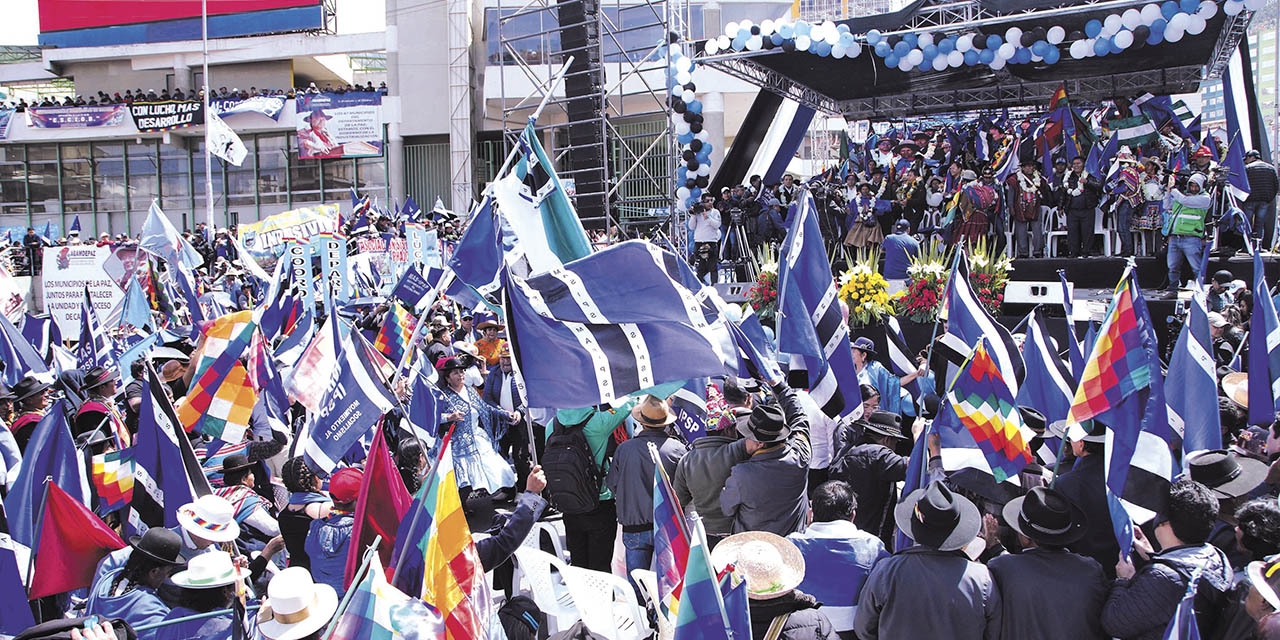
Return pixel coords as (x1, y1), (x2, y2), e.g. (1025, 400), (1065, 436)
(1, 82), (390, 112)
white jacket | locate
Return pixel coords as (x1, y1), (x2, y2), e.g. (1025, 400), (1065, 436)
(689, 208), (722, 243)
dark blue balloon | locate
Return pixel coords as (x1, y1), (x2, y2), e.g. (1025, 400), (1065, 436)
(917, 59), (930, 71)
(893, 40), (911, 57)
(1161, 1), (1180, 19)
(1044, 46), (1061, 64)
(688, 100), (702, 114)
(1085, 19), (1102, 37)
(979, 48), (995, 64)
(678, 167), (688, 181)
(923, 43), (938, 59)
(986, 34), (1003, 49)
(814, 41), (832, 56)
(1179, 0), (1198, 12)
(964, 49), (980, 65)
(938, 37), (955, 54)
(1093, 37), (1111, 55)
(701, 142), (713, 155)
(875, 41), (892, 57)
(904, 33), (918, 48)
(1014, 47), (1032, 63)
(1031, 40), (1049, 56)
(885, 54), (900, 67)
(678, 132), (694, 144)
(1146, 26), (1164, 45)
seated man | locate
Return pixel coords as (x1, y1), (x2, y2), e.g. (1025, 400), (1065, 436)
(787, 480), (888, 639)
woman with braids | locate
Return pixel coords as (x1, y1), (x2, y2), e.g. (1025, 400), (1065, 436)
(86, 528), (186, 640)
(153, 551), (247, 640)
(435, 354), (519, 499)
(278, 457), (331, 570)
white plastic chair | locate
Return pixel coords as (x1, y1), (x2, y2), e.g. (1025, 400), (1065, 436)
(512, 546), (580, 634)
(630, 569), (674, 640)
(1092, 207), (1112, 256)
(561, 564), (651, 640)
(517, 519), (569, 561)
(1045, 207), (1067, 257)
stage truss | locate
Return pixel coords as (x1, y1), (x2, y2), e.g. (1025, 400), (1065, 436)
(495, 0), (693, 250)
(700, 0), (1258, 119)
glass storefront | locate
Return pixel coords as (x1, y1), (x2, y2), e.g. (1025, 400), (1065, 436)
(0, 128), (390, 238)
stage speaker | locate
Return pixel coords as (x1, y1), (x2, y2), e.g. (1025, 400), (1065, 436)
(556, 0), (607, 223)
(1003, 281), (1070, 305)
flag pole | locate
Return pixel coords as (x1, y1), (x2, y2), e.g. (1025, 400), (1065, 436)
(320, 534), (382, 640)
(24, 477), (53, 602)
(389, 426), (454, 588)
(201, 0), (214, 239)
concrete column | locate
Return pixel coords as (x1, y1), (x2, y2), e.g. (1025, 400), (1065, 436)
(702, 91), (725, 171)
(385, 0), (407, 204)
(172, 56), (191, 92)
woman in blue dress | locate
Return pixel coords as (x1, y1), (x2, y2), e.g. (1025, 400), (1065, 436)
(851, 336), (924, 417)
(435, 354), (520, 496)
(86, 528), (186, 640)
(154, 551), (248, 640)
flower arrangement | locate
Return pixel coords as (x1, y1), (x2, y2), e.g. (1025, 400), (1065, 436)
(969, 236), (1013, 315)
(900, 240), (951, 323)
(747, 247), (779, 324)
(837, 247), (896, 328)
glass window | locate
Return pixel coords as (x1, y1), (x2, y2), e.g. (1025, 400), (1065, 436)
(226, 136), (256, 209)
(0, 145), (25, 214)
(127, 141), (159, 213)
(61, 143), (93, 214)
(356, 156), (387, 198)
(288, 134), (322, 203)
(323, 158), (355, 202)
(92, 142), (127, 217)
(160, 144), (192, 224)
(257, 134), (288, 206)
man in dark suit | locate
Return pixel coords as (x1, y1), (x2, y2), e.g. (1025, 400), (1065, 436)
(483, 345), (534, 487)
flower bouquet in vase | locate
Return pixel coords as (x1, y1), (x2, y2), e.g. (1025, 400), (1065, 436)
(968, 236), (1013, 316)
(837, 247), (898, 328)
(900, 240), (951, 323)
(747, 246), (779, 325)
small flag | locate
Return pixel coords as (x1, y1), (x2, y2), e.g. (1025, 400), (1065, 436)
(139, 201), (204, 271)
(330, 553), (445, 640)
(946, 339), (1034, 483)
(91, 447), (136, 515)
(673, 518), (750, 640)
(76, 287), (116, 371)
(303, 331), (398, 474)
(131, 366), (213, 532)
(373, 302), (417, 364)
(1167, 291), (1222, 456)
(1248, 249), (1280, 425)
(70, 215), (81, 233)
(28, 481), (126, 599)
(654, 459), (690, 616)
(206, 108), (247, 166)
(2, 401), (89, 546)
(0, 312), (49, 386)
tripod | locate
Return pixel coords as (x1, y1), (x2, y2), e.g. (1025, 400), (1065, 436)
(719, 207), (758, 282)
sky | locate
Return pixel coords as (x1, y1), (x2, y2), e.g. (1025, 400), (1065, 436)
(0, 0), (386, 46)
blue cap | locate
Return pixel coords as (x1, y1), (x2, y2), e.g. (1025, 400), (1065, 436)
(852, 336), (876, 355)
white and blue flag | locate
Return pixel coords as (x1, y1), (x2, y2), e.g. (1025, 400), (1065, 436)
(1167, 290), (1221, 457)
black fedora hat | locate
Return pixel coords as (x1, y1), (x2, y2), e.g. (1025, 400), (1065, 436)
(1046, 418), (1105, 443)
(1188, 449), (1268, 499)
(1017, 406), (1046, 434)
(220, 453), (254, 475)
(82, 366), (114, 390)
(127, 527), (187, 566)
(435, 353), (475, 373)
(12, 376), (51, 402)
(737, 403), (790, 444)
(1002, 486), (1088, 546)
(76, 427), (114, 450)
(894, 480), (981, 552)
(862, 410), (906, 440)
(0, 384), (15, 402)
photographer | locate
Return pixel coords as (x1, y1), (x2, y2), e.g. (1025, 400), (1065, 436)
(1162, 172), (1213, 297)
(690, 193), (722, 283)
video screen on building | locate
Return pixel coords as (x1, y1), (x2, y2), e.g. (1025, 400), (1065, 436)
(38, 0), (324, 47)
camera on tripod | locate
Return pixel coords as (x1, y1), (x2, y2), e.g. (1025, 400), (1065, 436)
(729, 207), (744, 225)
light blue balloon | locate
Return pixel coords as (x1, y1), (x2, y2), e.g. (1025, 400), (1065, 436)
(1085, 19), (1102, 37)
(1031, 40), (1049, 56)
(1161, 1), (1179, 19)
(885, 54), (900, 67)
(678, 132), (694, 144)
(893, 40), (911, 57)
(986, 34), (1003, 49)
(923, 43), (938, 59)
(771, 33), (783, 46)
(1044, 46), (1061, 64)
(837, 24), (850, 34)
(795, 20), (811, 36)
(866, 29), (882, 44)
(904, 33), (918, 48)
(688, 99), (702, 114)
(678, 166), (688, 181)
(778, 23), (794, 39)
(732, 35), (747, 50)
(814, 41), (832, 56)
(838, 32), (855, 47)
(1093, 37), (1111, 55)
(701, 142), (713, 155)
(938, 37), (955, 54)
(875, 41), (891, 57)
(979, 48), (995, 64)
(964, 49), (980, 65)
(696, 152), (709, 164)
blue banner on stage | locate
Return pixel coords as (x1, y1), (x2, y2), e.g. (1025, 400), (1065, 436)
(25, 104), (127, 129)
(211, 95), (287, 120)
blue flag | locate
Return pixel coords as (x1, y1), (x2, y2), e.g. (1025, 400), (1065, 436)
(1249, 250), (1280, 425)
(1016, 309), (1075, 425)
(448, 195), (502, 290)
(70, 215), (81, 233)
(402, 371), (440, 447)
(0, 537), (34, 634)
(3, 401), (88, 546)
(1168, 291), (1222, 457)
(130, 367), (212, 531)
(303, 332), (399, 474)
(139, 201), (203, 270)
(77, 287), (115, 371)
(1161, 572), (1202, 640)
(120, 276), (152, 331)
(1221, 57), (1253, 201)
(669, 378), (708, 443)
(1058, 270), (1085, 378)
(0, 312), (49, 386)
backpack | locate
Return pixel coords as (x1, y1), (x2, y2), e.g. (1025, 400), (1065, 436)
(542, 416), (604, 515)
(1152, 555), (1230, 638)
(15, 617), (136, 640)
(498, 595), (548, 640)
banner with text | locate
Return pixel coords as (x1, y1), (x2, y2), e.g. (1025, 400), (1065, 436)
(355, 235), (406, 294)
(41, 245), (125, 334)
(26, 105), (128, 129)
(294, 91), (383, 160)
(310, 232), (351, 303)
(237, 205), (339, 267)
(211, 95), (286, 120)
(129, 100), (204, 132)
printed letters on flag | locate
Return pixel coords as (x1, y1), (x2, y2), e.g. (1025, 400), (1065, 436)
(304, 332), (398, 474)
(131, 367), (213, 532)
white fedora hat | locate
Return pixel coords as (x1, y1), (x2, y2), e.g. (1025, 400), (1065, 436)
(710, 531), (805, 600)
(176, 495), (241, 543)
(170, 550), (249, 589)
(257, 567), (339, 640)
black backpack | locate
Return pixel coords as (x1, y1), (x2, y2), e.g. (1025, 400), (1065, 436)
(498, 595), (548, 640)
(542, 415), (603, 515)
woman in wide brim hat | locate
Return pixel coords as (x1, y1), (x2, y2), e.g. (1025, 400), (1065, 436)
(257, 567), (340, 640)
(1001, 486), (1088, 547)
(894, 480), (982, 552)
(710, 531), (806, 600)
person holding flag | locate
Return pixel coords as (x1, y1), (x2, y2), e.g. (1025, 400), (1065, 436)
(711, 531), (836, 638)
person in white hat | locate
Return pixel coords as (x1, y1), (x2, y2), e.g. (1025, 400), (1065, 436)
(92, 494), (241, 588)
(711, 531), (835, 639)
(256, 567), (339, 640)
(154, 551), (249, 640)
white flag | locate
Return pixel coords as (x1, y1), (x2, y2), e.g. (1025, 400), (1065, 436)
(206, 109), (247, 166)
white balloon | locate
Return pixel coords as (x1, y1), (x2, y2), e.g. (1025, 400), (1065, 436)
(918, 32), (934, 47)
(990, 56), (1007, 70)
(932, 55), (949, 70)
(680, 56), (695, 72)
(956, 34), (973, 52)
(998, 42), (1016, 59)
(1104, 14), (1123, 34)
(821, 20), (836, 35)
(1005, 26), (1022, 44)
(1168, 12), (1189, 31)
(761, 19), (775, 35)
(671, 84), (682, 97)
(1047, 25), (1066, 44)
(740, 19), (753, 30)
(1084, 39), (1097, 56)
(795, 35), (811, 51)
(848, 41), (863, 58)
(1100, 22), (1118, 38)
(1187, 15), (1207, 34)
(1165, 23), (1185, 42)
(1070, 39), (1088, 58)
(704, 39), (719, 55)
(1141, 3), (1163, 24)
(897, 57), (914, 71)
(676, 70), (692, 85)
(1114, 29), (1134, 48)
(725, 21), (740, 38)
(697, 164), (711, 176)
(907, 48), (924, 65)
(668, 44), (682, 59)
(746, 35), (763, 51)
(717, 35), (731, 50)
(948, 49), (965, 66)
(1245, 0), (1265, 10)
(675, 121), (690, 134)
(695, 130), (710, 142)
(831, 44), (847, 58)
(1224, 0), (1245, 15)
(825, 29), (840, 46)
(1122, 8), (1143, 29)
(1198, 0), (1218, 18)
(676, 187), (690, 200)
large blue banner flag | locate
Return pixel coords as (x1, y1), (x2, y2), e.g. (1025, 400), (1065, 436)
(303, 332), (399, 474)
(1249, 249), (1280, 425)
(2, 401), (88, 546)
(130, 367), (212, 532)
(1168, 290), (1222, 456)
(777, 190), (860, 418)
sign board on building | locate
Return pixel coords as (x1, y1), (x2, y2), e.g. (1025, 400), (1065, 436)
(294, 92), (384, 160)
(41, 245), (125, 335)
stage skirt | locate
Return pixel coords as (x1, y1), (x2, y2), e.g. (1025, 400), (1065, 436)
(954, 213), (990, 246)
(844, 220), (885, 247)
(1132, 201), (1163, 231)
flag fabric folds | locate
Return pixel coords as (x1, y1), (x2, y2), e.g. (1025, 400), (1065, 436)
(91, 448), (136, 515)
(330, 553), (445, 640)
(673, 518), (751, 640)
(0, 312), (49, 386)
(176, 320), (258, 444)
(1248, 249), (1280, 425)
(653, 461), (690, 616)
(1162, 572), (1203, 640)
(28, 481), (126, 599)
(3, 401), (89, 546)
(374, 302), (417, 364)
(303, 331), (399, 474)
(447, 195), (502, 290)
(946, 339), (1034, 483)
(344, 427), (413, 587)
(76, 287), (115, 371)
(139, 201), (204, 271)
(503, 240), (735, 408)
(1065, 267), (1173, 559)
(1016, 308), (1076, 426)
(0, 539), (34, 634)
(390, 433), (491, 639)
(131, 367), (213, 532)
(1167, 290), (1222, 456)
(777, 190), (861, 418)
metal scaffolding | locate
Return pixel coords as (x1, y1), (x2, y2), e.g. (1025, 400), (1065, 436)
(495, 0), (691, 245)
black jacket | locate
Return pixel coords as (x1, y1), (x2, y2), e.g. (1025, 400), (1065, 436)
(1245, 160), (1279, 203)
(1055, 454), (1121, 577)
(988, 548), (1108, 640)
(828, 442), (907, 546)
(476, 491), (547, 572)
(748, 590), (835, 640)
(1060, 171), (1101, 211)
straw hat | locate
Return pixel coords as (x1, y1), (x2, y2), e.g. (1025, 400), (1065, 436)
(170, 550), (249, 589)
(176, 495), (241, 543)
(710, 532), (805, 600)
(1222, 372), (1249, 410)
(630, 395), (676, 428)
(257, 567), (339, 640)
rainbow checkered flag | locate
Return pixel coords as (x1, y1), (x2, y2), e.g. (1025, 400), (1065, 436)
(654, 449), (691, 618)
(176, 320), (258, 444)
(946, 339), (1034, 483)
(1066, 265), (1172, 560)
(90, 447), (135, 515)
(373, 302), (416, 364)
(330, 553), (445, 640)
